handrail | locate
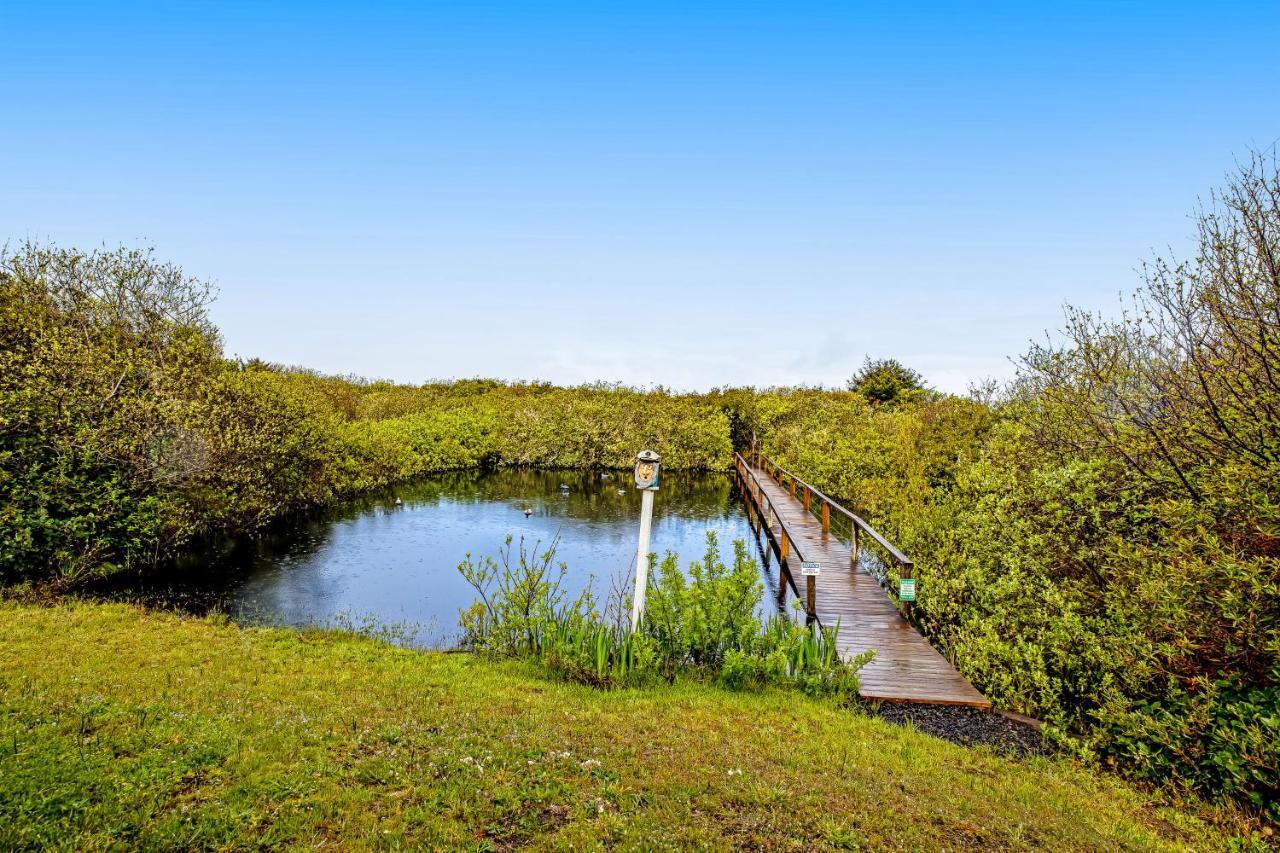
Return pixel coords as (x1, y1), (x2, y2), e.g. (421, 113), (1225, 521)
(734, 450), (914, 580)
(733, 452), (791, 549)
(757, 453), (912, 569)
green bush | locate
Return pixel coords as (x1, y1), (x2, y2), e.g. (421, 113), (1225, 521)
(1100, 679), (1279, 817)
(755, 155), (1280, 820)
(847, 357), (926, 406)
(0, 244), (222, 582)
(457, 532), (871, 698)
(0, 243), (735, 584)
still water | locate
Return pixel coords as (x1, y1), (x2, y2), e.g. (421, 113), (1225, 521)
(115, 469), (779, 647)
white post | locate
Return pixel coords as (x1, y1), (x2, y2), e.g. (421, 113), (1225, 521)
(631, 488), (655, 631)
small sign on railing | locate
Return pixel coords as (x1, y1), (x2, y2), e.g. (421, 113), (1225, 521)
(800, 561), (821, 576)
(899, 578), (916, 601)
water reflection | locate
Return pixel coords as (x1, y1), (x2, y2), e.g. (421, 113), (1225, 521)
(95, 469), (776, 647)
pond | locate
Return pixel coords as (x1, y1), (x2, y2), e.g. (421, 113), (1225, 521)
(104, 469), (784, 647)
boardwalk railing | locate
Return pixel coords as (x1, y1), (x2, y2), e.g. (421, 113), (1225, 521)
(732, 448), (990, 707)
(733, 450), (915, 616)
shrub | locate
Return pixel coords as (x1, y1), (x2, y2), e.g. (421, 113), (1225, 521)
(0, 243), (737, 584)
(0, 243), (221, 581)
(848, 357), (926, 406)
(756, 154), (1280, 820)
(457, 532), (871, 698)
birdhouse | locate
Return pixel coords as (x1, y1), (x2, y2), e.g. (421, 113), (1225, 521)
(634, 449), (661, 490)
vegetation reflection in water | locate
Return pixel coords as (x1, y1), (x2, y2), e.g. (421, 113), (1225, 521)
(102, 469), (775, 647)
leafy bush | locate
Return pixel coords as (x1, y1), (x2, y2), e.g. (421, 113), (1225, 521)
(848, 357), (926, 406)
(1100, 678), (1279, 818)
(756, 154), (1280, 821)
(0, 244), (222, 582)
(457, 532), (870, 698)
(0, 243), (735, 584)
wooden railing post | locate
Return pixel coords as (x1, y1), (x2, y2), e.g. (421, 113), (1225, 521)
(806, 572), (816, 624)
(740, 455), (923, 636)
(899, 560), (914, 618)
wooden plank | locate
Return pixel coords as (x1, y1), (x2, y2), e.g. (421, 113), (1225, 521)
(737, 455), (989, 709)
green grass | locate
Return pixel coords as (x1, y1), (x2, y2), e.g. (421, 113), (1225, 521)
(0, 601), (1261, 850)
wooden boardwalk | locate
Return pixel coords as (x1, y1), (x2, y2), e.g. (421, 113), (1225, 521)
(735, 453), (988, 708)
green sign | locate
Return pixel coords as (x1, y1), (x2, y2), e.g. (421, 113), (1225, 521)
(899, 578), (916, 602)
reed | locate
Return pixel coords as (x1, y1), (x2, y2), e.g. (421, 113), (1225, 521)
(457, 532), (872, 697)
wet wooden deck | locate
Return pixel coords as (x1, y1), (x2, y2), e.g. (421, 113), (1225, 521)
(737, 456), (989, 708)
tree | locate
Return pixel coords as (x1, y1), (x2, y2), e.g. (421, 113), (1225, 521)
(847, 357), (925, 405)
(1021, 149), (1280, 505)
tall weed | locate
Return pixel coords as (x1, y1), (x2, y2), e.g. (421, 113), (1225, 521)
(458, 532), (871, 698)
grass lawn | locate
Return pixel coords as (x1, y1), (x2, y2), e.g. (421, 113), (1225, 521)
(0, 601), (1260, 850)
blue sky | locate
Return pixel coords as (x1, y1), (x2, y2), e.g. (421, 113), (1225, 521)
(4, 2), (1277, 392)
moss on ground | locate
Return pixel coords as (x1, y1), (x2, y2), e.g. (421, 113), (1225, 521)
(0, 601), (1261, 850)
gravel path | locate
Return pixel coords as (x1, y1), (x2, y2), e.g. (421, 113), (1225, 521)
(862, 701), (1049, 757)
